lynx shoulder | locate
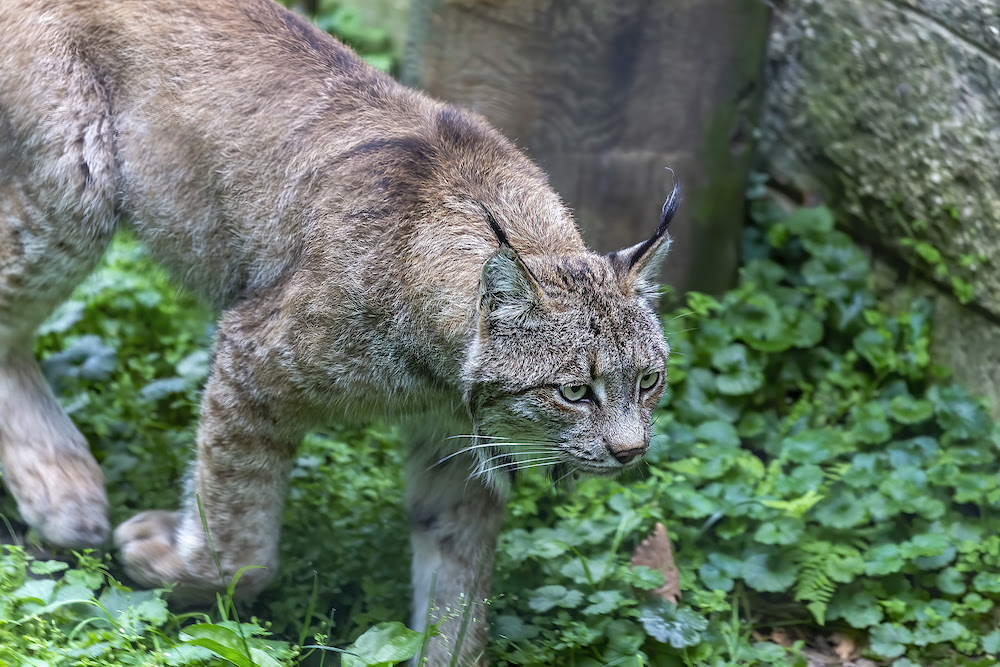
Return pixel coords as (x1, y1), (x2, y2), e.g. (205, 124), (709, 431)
(0, 0), (677, 663)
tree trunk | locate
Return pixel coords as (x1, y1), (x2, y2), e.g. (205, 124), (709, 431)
(402, 0), (770, 296)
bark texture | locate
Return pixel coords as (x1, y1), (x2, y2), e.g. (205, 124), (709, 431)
(403, 0), (770, 295)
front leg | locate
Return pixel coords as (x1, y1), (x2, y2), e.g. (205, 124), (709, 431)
(115, 321), (305, 599)
(408, 444), (504, 666)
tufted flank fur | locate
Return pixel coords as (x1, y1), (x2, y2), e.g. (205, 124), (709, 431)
(0, 1), (677, 663)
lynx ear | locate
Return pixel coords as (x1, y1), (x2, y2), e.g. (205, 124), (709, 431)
(479, 208), (544, 322)
(607, 179), (681, 287)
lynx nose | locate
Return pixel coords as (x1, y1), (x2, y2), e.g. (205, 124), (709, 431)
(605, 441), (645, 465)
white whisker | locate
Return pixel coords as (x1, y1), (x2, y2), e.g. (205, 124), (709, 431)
(479, 449), (553, 466)
(544, 467), (575, 493)
(474, 455), (562, 479)
(429, 441), (525, 469)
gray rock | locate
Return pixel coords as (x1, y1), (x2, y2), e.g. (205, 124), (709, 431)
(760, 0), (1000, 413)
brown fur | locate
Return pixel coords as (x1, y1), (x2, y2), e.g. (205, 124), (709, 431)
(0, 1), (675, 663)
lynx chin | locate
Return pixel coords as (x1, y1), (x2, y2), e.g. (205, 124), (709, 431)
(0, 0), (678, 663)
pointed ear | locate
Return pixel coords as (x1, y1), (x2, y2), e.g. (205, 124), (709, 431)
(479, 246), (542, 317)
(478, 207), (545, 324)
(606, 180), (681, 288)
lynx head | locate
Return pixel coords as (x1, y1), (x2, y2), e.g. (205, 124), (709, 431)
(462, 184), (679, 489)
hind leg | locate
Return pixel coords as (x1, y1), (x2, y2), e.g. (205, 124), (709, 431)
(0, 182), (115, 547)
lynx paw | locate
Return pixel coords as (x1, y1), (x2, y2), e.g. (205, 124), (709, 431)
(114, 510), (207, 592)
(10, 451), (110, 548)
(115, 510), (273, 601)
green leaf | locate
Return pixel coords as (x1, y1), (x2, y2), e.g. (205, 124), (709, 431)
(341, 622), (424, 667)
(694, 420), (741, 449)
(781, 429), (847, 464)
(180, 624), (257, 667)
(582, 590), (626, 616)
(935, 567), (966, 596)
(741, 550), (797, 593)
(813, 491), (867, 529)
(972, 572), (1000, 594)
(901, 534), (949, 560)
(888, 395), (934, 425)
(637, 600), (707, 648)
(753, 517), (804, 545)
(983, 630), (1000, 654)
(627, 566), (666, 591)
(782, 206), (834, 237)
(865, 543), (904, 576)
(869, 623), (913, 659)
(827, 589), (884, 629)
(29, 560), (70, 575)
(849, 402), (891, 445)
(492, 615), (539, 643)
(527, 585), (584, 613)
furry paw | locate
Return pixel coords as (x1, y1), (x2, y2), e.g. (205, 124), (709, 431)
(11, 451), (110, 548)
(114, 510), (212, 594)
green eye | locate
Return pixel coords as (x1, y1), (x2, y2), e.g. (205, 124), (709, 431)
(639, 371), (660, 391)
(559, 384), (589, 402)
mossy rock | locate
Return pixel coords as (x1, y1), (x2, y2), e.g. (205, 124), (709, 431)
(760, 0), (1000, 315)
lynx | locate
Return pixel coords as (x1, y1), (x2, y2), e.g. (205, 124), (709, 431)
(0, 0), (676, 662)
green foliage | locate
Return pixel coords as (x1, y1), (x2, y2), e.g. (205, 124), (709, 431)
(485, 200), (1000, 665)
(899, 236), (979, 305)
(6, 198), (1000, 664)
(0, 547), (295, 666)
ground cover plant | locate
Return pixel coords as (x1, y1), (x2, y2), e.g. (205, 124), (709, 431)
(4, 192), (1000, 665)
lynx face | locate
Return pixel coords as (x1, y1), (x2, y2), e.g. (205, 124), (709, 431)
(463, 201), (675, 487)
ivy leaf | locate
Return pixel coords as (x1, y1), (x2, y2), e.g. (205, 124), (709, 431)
(825, 549), (865, 583)
(753, 517), (804, 546)
(628, 565), (666, 591)
(853, 328), (894, 373)
(935, 567), (966, 596)
(781, 206), (834, 237)
(637, 600), (707, 648)
(582, 590), (626, 616)
(931, 385), (993, 440)
(781, 429), (847, 464)
(694, 420), (741, 449)
(983, 630), (1000, 654)
(827, 589), (884, 629)
(711, 344), (764, 396)
(528, 585), (584, 613)
(741, 550), (797, 593)
(972, 572), (1000, 594)
(869, 623), (913, 659)
(493, 615), (539, 642)
(912, 619), (966, 647)
(865, 543), (904, 576)
(888, 395), (934, 425)
(813, 491), (868, 529)
(29, 560), (70, 575)
(901, 534), (949, 560)
(849, 402), (891, 445)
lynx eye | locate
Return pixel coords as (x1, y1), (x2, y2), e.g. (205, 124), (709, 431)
(559, 384), (589, 402)
(639, 371), (660, 391)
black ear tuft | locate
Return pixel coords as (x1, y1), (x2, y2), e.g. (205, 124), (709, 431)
(480, 204), (546, 294)
(606, 173), (681, 284)
(478, 204), (546, 322)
